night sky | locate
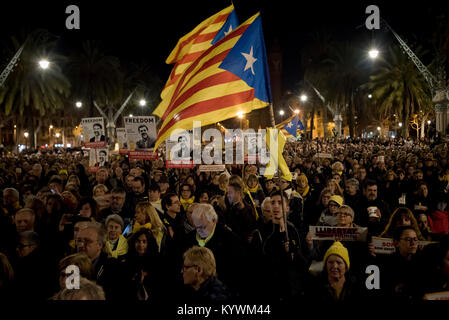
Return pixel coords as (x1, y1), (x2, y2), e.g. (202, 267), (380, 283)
(1, 1), (449, 91)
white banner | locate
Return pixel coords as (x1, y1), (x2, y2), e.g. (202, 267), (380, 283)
(309, 226), (368, 241)
(81, 117), (106, 148)
(124, 116), (157, 150)
(89, 148), (109, 169)
(116, 128), (128, 150)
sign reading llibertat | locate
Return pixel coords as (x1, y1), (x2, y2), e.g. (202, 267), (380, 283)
(81, 117), (107, 148)
(124, 116), (158, 160)
(116, 128), (128, 154)
(88, 148), (109, 172)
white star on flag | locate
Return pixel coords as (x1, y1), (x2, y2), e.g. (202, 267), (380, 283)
(241, 46), (257, 75)
(287, 122), (293, 128)
(224, 25), (233, 36)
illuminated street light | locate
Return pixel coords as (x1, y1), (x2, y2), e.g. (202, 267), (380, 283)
(377, 126), (381, 131)
(49, 125), (53, 129)
(55, 133), (60, 138)
(24, 132), (29, 138)
(294, 109), (300, 114)
(129, 114), (133, 117)
(427, 120), (431, 125)
(300, 95), (308, 102)
(139, 99), (147, 107)
(399, 122), (403, 127)
(39, 59), (50, 69)
(76, 101), (82, 108)
(368, 49), (379, 59)
(368, 94), (372, 99)
(279, 110), (285, 116)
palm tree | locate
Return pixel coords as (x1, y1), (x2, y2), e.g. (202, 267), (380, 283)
(0, 29), (71, 148)
(67, 40), (123, 117)
(361, 45), (432, 138)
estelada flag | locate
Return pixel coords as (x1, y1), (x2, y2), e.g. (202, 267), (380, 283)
(276, 114), (304, 139)
(154, 12), (272, 150)
(153, 5), (239, 119)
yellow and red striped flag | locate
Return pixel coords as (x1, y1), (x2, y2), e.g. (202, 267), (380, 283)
(154, 12), (272, 150)
(153, 5), (239, 119)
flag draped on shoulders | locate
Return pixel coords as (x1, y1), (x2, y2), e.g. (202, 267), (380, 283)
(153, 5), (239, 119)
(154, 12), (272, 150)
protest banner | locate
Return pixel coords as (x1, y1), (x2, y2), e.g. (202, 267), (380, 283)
(372, 237), (437, 255)
(81, 117), (107, 148)
(124, 116), (157, 151)
(88, 148), (109, 172)
(423, 291), (449, 300)
(199, 165), (226, 172)
(165, 130), (193, 168)
(116, 128), (128, 154)
(309, 226), (368, 241)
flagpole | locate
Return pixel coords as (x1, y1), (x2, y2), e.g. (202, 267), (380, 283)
(269, 103), (276, 127)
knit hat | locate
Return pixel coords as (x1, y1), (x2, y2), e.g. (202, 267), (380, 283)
(329, 195), (343, 207)
(323, 241), (350, 270)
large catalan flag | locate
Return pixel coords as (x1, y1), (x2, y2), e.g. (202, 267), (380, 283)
(276, 114), (304, 138)
(154, 13), (272, 150)
(153, 5), (239, 119)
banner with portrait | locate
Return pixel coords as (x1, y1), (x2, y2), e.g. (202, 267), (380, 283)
(81, 117), (107, 148)
(124, 116), (157, 160)
(88, 148), (109, 172)
(165, 130), (193, 168)
(116, 128), (128, 154)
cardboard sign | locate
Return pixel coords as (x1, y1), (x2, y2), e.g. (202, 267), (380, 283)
(81, 117), (107, 148)
(199, 165), (226, 172)
(314, 153), (333, 159)
(128, 150), (158, 160)
(372, 237), (437, 255)
(423, 291), (449, 300)
(124, 116), (157, 150)
(309, 226), (368, 241)
(166, 160), (194, 169)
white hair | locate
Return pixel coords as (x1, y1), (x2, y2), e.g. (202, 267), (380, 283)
(192, 203), (218, 223)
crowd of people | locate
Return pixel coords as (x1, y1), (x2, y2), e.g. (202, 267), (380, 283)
(0, 136), (448, 304)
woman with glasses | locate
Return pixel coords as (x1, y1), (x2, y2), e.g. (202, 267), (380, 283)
(180, 184), (195, 212)
(378, 226), (424, 300)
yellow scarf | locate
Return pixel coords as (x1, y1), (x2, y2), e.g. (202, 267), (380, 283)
(105, 235), (129, 258)
(248, 185), (259, 193)
(196, 224), (216, 247)
(180, 196), (195, 211)
(132, 221), (152, 234)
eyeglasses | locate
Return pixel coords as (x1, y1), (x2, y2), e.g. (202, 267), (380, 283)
(400, 237), (419, 244)
(182, 264), (197, 271)
(75, 238), (96, 245)
(16, 243), (33, 249)
(337, 212), (352, 217)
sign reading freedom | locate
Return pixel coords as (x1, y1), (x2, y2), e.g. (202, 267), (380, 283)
(309, 226), (368, 241)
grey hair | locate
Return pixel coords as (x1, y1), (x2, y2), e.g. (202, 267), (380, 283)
(339, 205), (355, 217)
(85, 222), (107, 248)
(192, 203), (218, 223)
(3, 188), (19, 201)
(345, 178), (359, 189)
(105, 214), (124, 230)
(52, 277), (105, 300)
(261, 197), (271, 210)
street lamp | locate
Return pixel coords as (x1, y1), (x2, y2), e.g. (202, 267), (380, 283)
(300, 95), (308, 102)
(76, 101), (82, 108)
(399, 122), (403, 127)
(139, 99), (146, 107)
(294, 109), (300, 114)
(427, 120), (431, 125)
(129, 114), (133, 117)
(24, 132), (29, 149)
(368, 94), (373, 99)
(38, 59), (50, 69)
(24, 132), (29, 138)
(279, 110), (285, 116)
(368, 49), (379, 59)
(55, 132), (60, 138)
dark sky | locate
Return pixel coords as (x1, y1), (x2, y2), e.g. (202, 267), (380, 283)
(1, 1), (449, 90)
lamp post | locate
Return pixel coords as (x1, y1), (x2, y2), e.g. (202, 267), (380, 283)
(24, 132), (29, 149)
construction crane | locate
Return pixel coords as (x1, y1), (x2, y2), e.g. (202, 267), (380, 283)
(381, 19), (449, 136)
(305, 80), (347, 138)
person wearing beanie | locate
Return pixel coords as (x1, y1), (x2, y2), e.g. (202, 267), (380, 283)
(316, 195), (344, 227)
(305, 241), (362, 302)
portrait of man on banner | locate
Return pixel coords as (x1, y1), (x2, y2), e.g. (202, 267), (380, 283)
(90, 123), (106, 142)
(136, 124), (155, 149)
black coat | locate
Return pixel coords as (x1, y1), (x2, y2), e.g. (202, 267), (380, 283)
(183, 224), (248, 298)
(181, 277), (231, 304)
